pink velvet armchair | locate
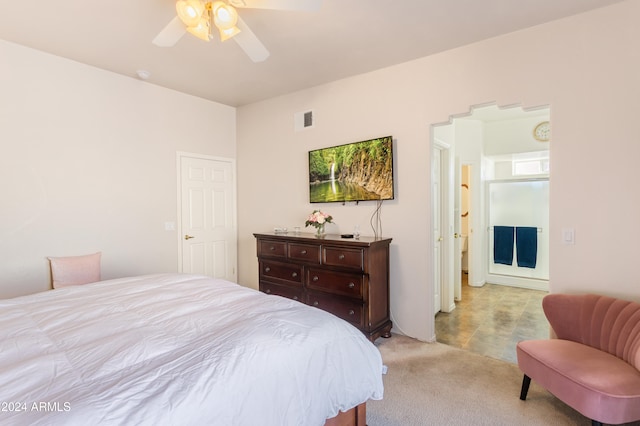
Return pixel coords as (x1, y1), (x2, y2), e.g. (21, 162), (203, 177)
(516, 293), (640, 426)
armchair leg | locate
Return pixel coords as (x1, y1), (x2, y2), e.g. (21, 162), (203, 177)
(591, 421), (603, 426)
(519, 374), (531, 401)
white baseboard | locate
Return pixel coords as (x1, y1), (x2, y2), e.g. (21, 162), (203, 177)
(468, 279), (486, 288)
(486, 274), (548, 291)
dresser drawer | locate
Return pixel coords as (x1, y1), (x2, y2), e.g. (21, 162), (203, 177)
(260, 282), (304, 302)
(258, 240), (287, 258)
(323, 246), (364, 270)
(307, 291), (364, 327)
(307, 269), (363, 299)
(288, 243), (321, 264)
(259, 261), (303, 286)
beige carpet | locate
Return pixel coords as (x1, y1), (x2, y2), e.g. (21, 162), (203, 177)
(367, 334), (594, 426)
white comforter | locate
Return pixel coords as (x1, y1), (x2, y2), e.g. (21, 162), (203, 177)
(0, 274), (383, 425)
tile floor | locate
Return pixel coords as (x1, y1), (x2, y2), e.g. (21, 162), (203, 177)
(435, 273), (549, 363)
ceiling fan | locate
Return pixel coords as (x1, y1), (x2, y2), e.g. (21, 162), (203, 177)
(152, 0), (322, 63)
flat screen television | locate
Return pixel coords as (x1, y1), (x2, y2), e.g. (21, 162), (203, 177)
(309, 136), (394, 203)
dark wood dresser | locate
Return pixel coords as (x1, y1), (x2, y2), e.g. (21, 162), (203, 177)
(254, 232), (392, 342)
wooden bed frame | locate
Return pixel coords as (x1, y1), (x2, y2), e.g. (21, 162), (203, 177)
(324, 403), (366, 426)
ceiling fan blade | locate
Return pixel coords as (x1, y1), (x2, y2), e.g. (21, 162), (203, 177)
(152, 17), (187, 47)
(233, 17), (270, 62)
(230, 0), (322, 11)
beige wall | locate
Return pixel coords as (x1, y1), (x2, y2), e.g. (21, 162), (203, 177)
(0, 40), (236, 298)
(237, 1), (640, 341)
(2, 1), (638, 341)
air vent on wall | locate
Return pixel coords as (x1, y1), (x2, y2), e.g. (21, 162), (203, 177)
(304, 111), (313, 127)
(294, 110), (314, 131)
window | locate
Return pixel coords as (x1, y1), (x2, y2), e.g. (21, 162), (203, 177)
(513, 159), (549, 176)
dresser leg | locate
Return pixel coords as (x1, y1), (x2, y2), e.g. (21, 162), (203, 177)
(381, 323), (392, 338)
(368, 323), (393, 342)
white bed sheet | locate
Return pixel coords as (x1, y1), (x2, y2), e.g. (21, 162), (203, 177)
(0, 274), (383, 425)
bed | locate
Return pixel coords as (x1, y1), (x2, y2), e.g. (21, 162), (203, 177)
(0, 273), (383, 425)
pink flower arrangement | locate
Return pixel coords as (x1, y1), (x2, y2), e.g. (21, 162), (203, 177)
(305, 210), (333, 230)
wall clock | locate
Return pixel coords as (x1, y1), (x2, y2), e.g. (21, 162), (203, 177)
(533, 121), (550, 142)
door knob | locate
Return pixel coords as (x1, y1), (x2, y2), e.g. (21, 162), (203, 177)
(438, 236), (443, 242)
(184, 235), (195, 240)
(454, 233), (459, 238)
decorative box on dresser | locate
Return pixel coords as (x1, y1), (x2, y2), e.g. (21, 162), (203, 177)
(254, 232), (392, 342)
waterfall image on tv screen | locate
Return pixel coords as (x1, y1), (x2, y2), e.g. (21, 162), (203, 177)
(309, 136), (394, 203)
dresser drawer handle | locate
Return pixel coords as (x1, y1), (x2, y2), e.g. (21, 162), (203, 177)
(293, 296), (298, 301)
(348, 282), (355, 289)
(291, 272), (298, 278)
(348, 310), (355, 316)
(338, 254), (345, 260)
(300, 250), (307, 255)
(312, 276), (319, 282)
(269, 246), (276, 251)
(265, 267), (271, 272)
(266, 289), (271, 294)
(313, 301), (319, 306)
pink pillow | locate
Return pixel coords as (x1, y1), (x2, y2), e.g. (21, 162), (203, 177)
(48, 252), (101, 289)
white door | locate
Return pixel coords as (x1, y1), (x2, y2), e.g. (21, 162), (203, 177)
(433, 148), (443, 315)
(178, 154), (237, 282)
(453, 159), (462, 301)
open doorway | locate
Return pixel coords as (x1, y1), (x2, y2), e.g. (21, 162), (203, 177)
(431, 103), (551, 362)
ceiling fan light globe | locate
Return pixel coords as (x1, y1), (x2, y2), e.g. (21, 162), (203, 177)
(186, 18), (211, 41)
(218, 26), (241, 41)
(212, 1), (239, 30)
(176, 0), (206, 27)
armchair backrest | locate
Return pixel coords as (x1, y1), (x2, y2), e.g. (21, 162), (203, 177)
(543, 293), (640, 369)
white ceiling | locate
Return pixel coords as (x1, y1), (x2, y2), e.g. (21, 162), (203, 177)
(0, 0), (626, 107)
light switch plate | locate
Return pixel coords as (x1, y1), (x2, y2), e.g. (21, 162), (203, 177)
(562, 228), (575, 244)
